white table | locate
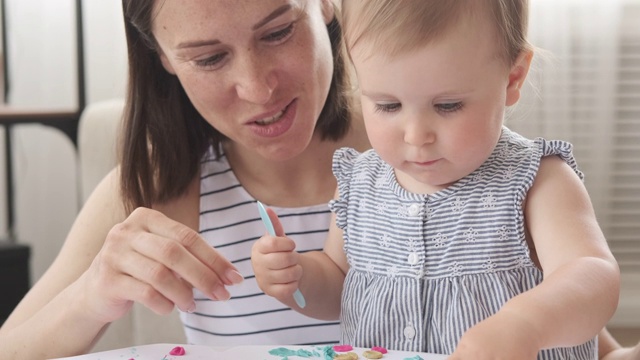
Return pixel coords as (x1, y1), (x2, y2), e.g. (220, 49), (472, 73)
(52, 343), (449, 360)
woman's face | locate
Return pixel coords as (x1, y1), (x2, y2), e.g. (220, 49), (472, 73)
(152, 0), (335, 161)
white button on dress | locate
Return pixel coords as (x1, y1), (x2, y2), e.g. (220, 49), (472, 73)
(408, 203), (420, 216)
(407, 252), (419, 265)
(403, 325), (416, 339)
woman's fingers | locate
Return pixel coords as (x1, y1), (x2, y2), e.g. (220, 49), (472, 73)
(130, 231), (234, 301)
(80, 252), (182, 322)
(135, 209), (243, 294)
(115, 247), (197, 311)
(100, 207), (243, 312)
(134, 208), (242, 284)
(111, 272), (177, 316)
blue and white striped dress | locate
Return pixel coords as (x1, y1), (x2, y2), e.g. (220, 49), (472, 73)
(329, 127), (596, 359)
(180, 149), (340, 346)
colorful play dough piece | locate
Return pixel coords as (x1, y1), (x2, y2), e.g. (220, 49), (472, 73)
(169, 346), (186, 355)
(333, 352), (359, 360)
(268, 347), (315, 357)
(362, 350), (383, 359)
(333, 344), (354, 352)
(371, 346), (387, 354)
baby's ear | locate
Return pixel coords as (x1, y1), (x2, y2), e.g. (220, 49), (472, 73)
(506, 50), (534, 106)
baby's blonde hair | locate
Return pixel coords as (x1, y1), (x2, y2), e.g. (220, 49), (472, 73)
(341, 0), (531, 66)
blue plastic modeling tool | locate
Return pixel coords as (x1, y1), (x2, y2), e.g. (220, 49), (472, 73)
(256, 201), (306, 309)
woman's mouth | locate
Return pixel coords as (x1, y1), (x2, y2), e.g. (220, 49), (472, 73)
(249, 100), (297, 138)
(255, 109), (284, 125)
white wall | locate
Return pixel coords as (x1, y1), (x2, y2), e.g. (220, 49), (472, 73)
(0, 0), (126, 281)
(83, 1), (127, 104)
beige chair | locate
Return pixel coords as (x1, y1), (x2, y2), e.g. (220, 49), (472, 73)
(77, 99), (186, 351)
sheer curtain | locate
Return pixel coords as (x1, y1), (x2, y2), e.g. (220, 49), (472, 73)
(507, 0), (640, 326)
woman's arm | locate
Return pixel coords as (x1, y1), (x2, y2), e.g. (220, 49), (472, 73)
(0, 169), (128, 358)
(0, 168), (242, 359)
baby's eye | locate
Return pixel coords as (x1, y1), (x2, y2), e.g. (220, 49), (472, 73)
(374, 102), (401, 113)
(194, 52), (227, 70)
(263, 23), (294, 42)
(436, 102), (463, 113)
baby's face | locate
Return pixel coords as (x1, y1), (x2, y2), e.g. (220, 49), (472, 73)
(350, 15), (524, 194)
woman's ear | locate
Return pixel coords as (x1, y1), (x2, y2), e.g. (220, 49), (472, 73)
(158, 48), (177, 75)
(321, 0), (335, 25)
(505, 50), (533, 106)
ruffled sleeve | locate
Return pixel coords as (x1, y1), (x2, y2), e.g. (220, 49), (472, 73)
(499, 128), (585, 213)
(328, 147), (361, 230)
(538, 138), (585, 181)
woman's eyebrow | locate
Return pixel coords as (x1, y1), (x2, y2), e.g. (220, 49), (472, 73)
(252, 4), (292, 30)
(176, 4), (293, 50)
(177, 39), (221, 50)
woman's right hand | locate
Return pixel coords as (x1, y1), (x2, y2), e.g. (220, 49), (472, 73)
(0, 170), (243, 359)
(78, 206), (244, 324)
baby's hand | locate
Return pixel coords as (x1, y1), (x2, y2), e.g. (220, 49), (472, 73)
(448, 312), (540, 360)
(251, 208), (302, 303)
(602, 342), (640, 360)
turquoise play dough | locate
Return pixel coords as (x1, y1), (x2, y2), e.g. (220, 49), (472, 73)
(268, 345), (337, 360)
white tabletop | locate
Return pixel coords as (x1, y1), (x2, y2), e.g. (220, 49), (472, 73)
(52, 343), (449, 360)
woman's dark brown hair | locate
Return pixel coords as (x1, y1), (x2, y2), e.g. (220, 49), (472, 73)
(120, 0), (352, 213)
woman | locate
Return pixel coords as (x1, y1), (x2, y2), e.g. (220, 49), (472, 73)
(0, 1), (365, 358)
(0, 1), (634, 359)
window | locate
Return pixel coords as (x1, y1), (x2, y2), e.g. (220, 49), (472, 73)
(507, 0), (640, 324)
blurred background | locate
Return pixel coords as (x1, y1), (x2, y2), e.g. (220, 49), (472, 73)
(0, 0), (637, 346)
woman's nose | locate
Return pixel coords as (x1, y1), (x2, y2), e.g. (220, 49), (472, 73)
(234, 53), (277, 105)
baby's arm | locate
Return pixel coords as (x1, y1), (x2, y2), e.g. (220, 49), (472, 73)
(600, 328), (640, 360)
(513, 156), (620, 346)
(452, 156), (620, 359)
(603, 344), (640, 360)
(252, 206), (347, 320)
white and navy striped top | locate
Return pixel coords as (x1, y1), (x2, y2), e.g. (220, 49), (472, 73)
(329, 127), (596, 359)
(179, 148), (340, 346)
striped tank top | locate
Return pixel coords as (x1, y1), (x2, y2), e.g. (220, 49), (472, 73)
(179, 149), (340, 346)
(329, 127), (596, 359)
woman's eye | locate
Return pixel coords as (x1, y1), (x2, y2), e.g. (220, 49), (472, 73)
(194, 53), (227, 69)
(374, 103), (401, 113)
(436, 102), (463, 113)
(263, 23), (294, 42)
